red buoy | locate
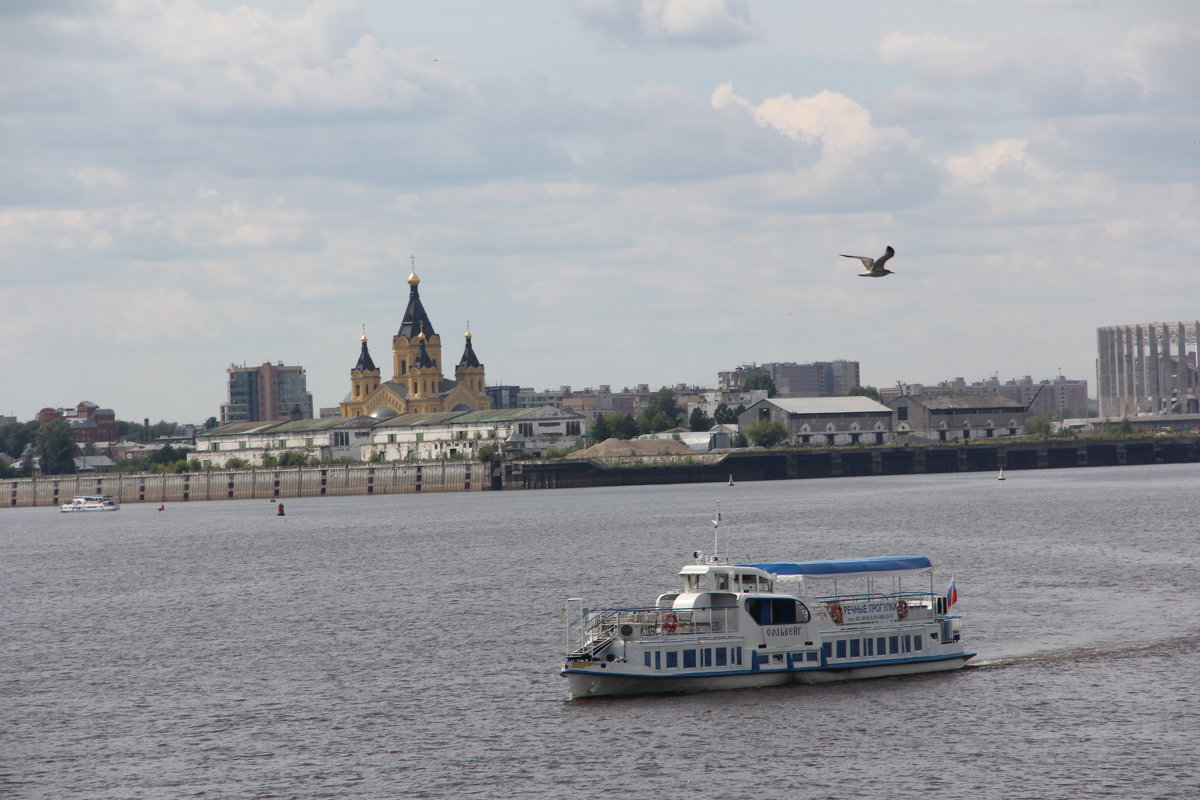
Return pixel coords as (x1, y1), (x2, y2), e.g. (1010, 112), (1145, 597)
(277, 503), (285, 516)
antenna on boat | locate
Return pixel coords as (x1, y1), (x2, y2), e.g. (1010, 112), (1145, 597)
(710, 501), (722, 563)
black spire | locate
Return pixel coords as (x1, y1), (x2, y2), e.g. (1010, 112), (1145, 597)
(398, 257), (436, 339)
(413, 330), (437, 369)
(353, 335), (377, 372)
(457, 329), (481, 368)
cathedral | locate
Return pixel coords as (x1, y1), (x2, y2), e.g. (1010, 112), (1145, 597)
(339, 260), (492, 418)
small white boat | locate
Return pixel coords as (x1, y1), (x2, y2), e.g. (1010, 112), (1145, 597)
(562, 528), (972, 698)
(60, 494), (120, 512)
(998, 468), (1006, 481)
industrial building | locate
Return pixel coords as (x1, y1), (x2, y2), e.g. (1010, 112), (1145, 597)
(1096, 321), (1199, 419)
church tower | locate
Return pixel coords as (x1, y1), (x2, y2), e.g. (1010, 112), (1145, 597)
(455, 324), (486, 397)
(341, 329), (381, 417)
(392, 257), (442, 384)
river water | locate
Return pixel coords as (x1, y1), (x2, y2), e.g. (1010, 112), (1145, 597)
(2, 463), (1198, 799)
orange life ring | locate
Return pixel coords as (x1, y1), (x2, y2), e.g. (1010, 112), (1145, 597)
(829, 604), (844, 625)
(663, 613), (678, 633)
(896, 600), (909, 620)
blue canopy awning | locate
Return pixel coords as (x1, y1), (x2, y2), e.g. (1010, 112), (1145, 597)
(737, 556), (932, 576)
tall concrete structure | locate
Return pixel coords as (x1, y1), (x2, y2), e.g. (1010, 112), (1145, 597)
(221, 362), (313, 423)
(1097, 321), (1199, 419)
(718, 360), (860, 396)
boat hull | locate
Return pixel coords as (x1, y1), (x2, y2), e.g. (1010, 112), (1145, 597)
(563, 654), (974, 699)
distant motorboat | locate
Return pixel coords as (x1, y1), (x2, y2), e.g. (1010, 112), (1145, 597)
(998, 468), (1006, 481)
(60, 494), (120, 512)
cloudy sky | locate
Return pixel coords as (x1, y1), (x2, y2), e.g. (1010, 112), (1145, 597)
(3, 0), (1198, 424)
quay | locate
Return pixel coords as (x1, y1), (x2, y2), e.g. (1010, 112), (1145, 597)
(508, 435), (1200, 489)
(5, 437), (1198, 508)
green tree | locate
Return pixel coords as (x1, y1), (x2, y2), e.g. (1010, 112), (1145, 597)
(592, 412), (638, 440)
(38, 418), (78, 475)
(0, 420), (39, 459)
(204, 417), (219, 430)
(744, 419), (788, 448)
(847, 385), (881, 402)
(1025, 415), (1053, 438)
(637, 389), (683, 433)
(589, 415), (612, 442)
(712, 403), (736, 424)
(688, 406), (714, 431)
(743, 374), (777, 397)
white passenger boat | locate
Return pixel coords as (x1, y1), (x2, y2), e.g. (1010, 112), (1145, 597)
(59, 494), (121, 512)
(562, 544), (972, 698)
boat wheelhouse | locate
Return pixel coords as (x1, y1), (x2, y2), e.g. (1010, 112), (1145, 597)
(561, 554), (972, 698)
(59, 494), (121, 512)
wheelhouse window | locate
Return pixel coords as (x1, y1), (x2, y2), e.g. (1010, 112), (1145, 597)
(745, 598), (811, 625)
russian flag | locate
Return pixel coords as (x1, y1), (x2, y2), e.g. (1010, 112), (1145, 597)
(945, 578), (958, 609)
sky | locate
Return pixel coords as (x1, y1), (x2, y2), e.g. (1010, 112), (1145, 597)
(2, 0), (1198, 424)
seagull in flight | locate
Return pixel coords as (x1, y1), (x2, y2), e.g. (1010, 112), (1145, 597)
(841, 245), (896, 277)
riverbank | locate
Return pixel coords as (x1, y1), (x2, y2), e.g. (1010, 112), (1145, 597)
(6, 436), (1197, 508)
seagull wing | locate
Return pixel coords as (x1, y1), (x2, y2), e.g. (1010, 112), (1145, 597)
(874, 246), (896, 268)
(840, 254), (875, 269)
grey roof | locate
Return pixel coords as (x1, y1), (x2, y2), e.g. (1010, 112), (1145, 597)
(896, 393), (1025, 410)
(758, 397), (892, 415)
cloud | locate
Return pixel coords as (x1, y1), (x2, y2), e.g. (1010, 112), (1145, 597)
(712, 84), (942, 212)
(569, 0), (758, 48)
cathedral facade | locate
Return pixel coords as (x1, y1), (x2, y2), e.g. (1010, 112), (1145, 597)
(339, 262), (492, 418)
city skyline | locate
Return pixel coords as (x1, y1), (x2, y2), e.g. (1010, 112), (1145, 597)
(3, 1), (1197, 423)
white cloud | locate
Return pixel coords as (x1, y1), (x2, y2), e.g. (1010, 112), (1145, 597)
(569, 0), (758, 48)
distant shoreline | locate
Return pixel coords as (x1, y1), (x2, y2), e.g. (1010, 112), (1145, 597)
(6, 436), (1198, 508)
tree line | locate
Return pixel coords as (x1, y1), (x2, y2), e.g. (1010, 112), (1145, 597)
(0, 417), (199, 478)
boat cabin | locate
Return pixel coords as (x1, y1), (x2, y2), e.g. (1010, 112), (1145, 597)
(677, 564), (775, 594)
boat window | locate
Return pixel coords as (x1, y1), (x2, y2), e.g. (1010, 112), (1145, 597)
(666, 652), (678, 669)
(745, 598), (812, 625)
(683, 650), (696, 668)
(716, 574), (729, 590)
(716, 648), (727, 666)
(685, 575), (700, 591)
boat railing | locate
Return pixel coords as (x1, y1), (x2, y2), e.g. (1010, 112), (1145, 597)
(569, 605), (741, 649)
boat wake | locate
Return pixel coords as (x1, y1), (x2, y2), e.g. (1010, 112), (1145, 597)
(967, 630), (1200, 669)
